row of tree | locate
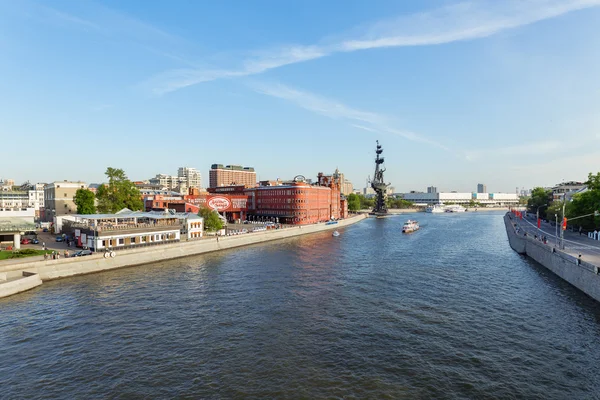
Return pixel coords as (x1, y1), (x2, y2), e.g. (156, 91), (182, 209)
(346, 193), (414, 211)
(527, 172), (600, 230)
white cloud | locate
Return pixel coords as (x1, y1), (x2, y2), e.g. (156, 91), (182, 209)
(250, 82), (448, 150)
(146, 0), (600, 94)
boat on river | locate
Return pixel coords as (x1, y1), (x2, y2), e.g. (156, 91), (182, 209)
(426, 204), (445, 213)
(332, 230), (340, 237)
(402, 220), (420, 233)
(445, 205), (466, 213)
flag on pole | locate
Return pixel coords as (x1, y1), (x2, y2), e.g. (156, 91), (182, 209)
(537, 218), (541, 228)
(562, 217), (567, 230)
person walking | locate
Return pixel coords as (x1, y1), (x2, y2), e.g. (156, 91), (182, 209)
(42, 242), (46, 251)
(579, 226), (582, 236)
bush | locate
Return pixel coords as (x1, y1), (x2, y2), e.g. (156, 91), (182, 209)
(17, 249), (39, 255)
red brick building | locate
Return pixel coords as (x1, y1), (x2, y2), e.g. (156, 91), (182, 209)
(245, 173), (345, 225)
(145, 195), (200, 214)
(147, 173), (347, 226)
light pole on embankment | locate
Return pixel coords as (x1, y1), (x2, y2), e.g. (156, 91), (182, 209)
(560, 209), (600, 249)
(555, 214), (558, 247)
(536, 204), (548, 235)
(560, 200), (566, 249)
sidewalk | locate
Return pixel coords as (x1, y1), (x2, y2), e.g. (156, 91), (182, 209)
(514, 215), (600, 267)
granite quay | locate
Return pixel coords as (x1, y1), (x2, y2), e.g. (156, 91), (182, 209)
(504, 212), (600, 303)
(0, 214), (365, 299)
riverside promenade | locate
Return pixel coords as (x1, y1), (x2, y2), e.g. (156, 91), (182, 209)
(514, 213), (600, 267)
(0, 214), (366, 299)
(505, 212), (600, 302)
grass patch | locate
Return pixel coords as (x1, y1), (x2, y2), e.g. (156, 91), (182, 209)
(0, 249), (53, 260)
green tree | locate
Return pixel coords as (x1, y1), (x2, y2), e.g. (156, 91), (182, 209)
(96, 167), (144, 213)
(198, 207), (224, 231)
(387, 198), (414, 209)
(565, 172), (600, 230)
(358, 194), (374, 210)
(347, 193), (361, 211)
(73, 188), (96, 214)
(527, 187), (551, 219)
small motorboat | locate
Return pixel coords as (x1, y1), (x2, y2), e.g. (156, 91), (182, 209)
(332, 230), (340, 237)
(402, 220), (420, 233)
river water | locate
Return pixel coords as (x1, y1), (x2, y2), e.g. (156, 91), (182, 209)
(2, 212), (600, 399)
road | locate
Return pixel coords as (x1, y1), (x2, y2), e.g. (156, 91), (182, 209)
(513, 214), (600, 266)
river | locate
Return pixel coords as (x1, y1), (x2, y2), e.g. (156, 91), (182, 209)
(2, 211), (600, 399)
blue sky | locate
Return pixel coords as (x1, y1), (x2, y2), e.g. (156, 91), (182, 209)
(1, 0), (599, 193)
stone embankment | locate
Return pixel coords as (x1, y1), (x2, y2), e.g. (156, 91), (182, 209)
(0, 214), (366, 299)
(504, 213), (600, 302)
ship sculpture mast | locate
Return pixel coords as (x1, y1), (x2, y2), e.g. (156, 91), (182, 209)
(370, 140), (390, 215)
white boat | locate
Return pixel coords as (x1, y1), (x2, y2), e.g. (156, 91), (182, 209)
(445, 205), (466, 213)
(425, 204), (445, 213)
(332, 230), (340, 237)
(402, 220), (420, 233)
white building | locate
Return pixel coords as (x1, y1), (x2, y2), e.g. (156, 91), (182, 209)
(402, 192), (518, 206)
(0, 183), (45, 218)
(551, 181), (586, 201)
(149, 174), (178, 190)
(60, 210), (203, 248)
(178, 167), (202, 190)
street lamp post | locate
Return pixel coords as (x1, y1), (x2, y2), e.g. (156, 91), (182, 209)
(555, 214), (558, 247)
(536, 204), (547, 235)
(560, 200), (566, 249)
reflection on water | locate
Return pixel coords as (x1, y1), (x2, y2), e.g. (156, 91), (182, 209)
(2, 212), (600, 399)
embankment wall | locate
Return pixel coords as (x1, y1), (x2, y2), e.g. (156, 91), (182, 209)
(504, 214), (600, 302)
(1, 214), (366, 283)
(0, 272), (43, 298)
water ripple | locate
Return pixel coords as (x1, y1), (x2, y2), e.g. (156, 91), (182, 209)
(2, 212), (600, 399)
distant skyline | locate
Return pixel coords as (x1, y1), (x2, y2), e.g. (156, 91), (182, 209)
(1, 0), (599, 192)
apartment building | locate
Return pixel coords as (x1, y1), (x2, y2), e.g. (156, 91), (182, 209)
(44, 181), (87, 221)
(209, 164), (256, 188)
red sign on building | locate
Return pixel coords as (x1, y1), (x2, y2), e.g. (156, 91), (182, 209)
(207, 196), (232, 211)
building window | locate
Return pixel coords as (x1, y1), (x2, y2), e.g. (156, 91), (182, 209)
(64, 193), (67, 197)
(118, 238), (124, 245)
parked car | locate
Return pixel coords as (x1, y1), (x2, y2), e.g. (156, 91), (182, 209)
(43, 228), (48, 232)
(73, 249), (93, 257)
(55, 236), (63, 242)
(20, 238), (31, 245)
(31, 238), (39, 244)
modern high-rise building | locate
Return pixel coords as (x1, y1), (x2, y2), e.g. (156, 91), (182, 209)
(477, 183), (487, 193)
(177, 167), (202, 190)
(209, 164), (256, 188)
(427, 186), (438, 193)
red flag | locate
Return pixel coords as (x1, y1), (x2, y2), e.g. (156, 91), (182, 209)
(537, 218), (541, 228)
(519, 211), (523, 220)
(562, 217), (567, 230)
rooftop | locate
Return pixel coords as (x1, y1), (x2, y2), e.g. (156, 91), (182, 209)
(70, 209), (201, 221)
(0, 217), (36, 232)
